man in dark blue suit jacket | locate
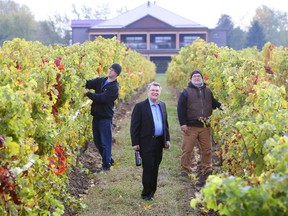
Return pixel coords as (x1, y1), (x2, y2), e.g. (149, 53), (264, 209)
(130, 81), (171, 201)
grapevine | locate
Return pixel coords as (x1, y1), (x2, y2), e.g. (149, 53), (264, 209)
(0, 37), (155, 215)
(167, 38), (288, 215)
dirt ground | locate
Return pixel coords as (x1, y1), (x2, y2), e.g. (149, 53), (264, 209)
(64, 89), (145, 215)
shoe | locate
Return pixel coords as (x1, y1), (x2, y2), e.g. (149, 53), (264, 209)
(195, 178), (205, 187)
(111, 158), (115, 166)
(143, 196), (154, 201)
(96, 167), (110, 173)
(195, 169), (213, 187)
(179, 171), (189, 177)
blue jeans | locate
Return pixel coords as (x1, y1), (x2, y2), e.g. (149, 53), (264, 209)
(92, 118), (112, 170)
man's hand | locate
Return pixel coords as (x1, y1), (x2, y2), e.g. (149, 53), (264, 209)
(84, 89), (89, 96)
(181, 125), (188, 133)
(165, 141), (171, 150)
(132, 145), (140, 151)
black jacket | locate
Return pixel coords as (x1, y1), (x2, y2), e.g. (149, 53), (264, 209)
(130, 99), (170, 153)
(85, 77), (119, 119)
(177, 82), (221, 127)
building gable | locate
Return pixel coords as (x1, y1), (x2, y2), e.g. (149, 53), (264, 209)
(126, 15), (172, 29)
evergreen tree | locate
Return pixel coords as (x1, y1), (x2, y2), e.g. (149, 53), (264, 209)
(229, 27), (246, 50)
(245, 21), (266, 50)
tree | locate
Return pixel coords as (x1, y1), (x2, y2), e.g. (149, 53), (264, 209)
(228, 27), (247, 50)
(216, 14), (234, 30)
(116, 6), (128, 16)
(253, 5), (288, 46)
(245, 21), (266, 50)
(36, 21), (65, 45)
(0, 1), (113, 46)
(46, 13), (71, 45)
(0, 0), (37, 46)
(0, 0), (70, 46)
(71, 3), (111, 20)
(216, 14), (246, 50)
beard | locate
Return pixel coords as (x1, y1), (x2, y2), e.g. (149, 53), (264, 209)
(192, 80), (203, 87)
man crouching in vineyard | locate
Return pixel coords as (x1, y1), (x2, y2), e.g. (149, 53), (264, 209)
(177, 70), (221, 187)
(84, 63), (122, 172)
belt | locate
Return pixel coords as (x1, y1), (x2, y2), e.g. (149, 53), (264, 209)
(152, 135), (163, 140)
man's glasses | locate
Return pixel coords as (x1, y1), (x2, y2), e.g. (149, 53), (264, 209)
(192, 75), (202, 78)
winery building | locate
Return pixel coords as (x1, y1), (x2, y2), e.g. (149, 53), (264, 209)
(71, 2), (227, 73)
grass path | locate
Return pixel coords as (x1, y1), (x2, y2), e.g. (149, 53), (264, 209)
(78, 74), (200, 216)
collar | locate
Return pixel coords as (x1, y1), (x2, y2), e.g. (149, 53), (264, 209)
(148, 98), (159, 106)
(189, 81), (205, 88)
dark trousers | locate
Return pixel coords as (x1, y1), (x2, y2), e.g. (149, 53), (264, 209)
(92, 117), (112, 169)
(141, 138), (163, 198)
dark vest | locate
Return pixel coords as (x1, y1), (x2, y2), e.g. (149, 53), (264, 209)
(185, 87), (213, 121)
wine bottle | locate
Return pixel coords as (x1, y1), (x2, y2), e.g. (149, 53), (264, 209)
(135, 150), (141, 166)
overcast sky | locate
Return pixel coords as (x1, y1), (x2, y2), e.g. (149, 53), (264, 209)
(14, 0), (288, 29)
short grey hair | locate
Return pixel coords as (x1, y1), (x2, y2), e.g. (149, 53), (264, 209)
(147, 81), (162, 91)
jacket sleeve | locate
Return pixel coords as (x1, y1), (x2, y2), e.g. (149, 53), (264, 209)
(177, 89), (188, 126)
(85, 78), (98, 90)
(130, 103), (142, 147)
(86, 86), (119, 104)
(211, 93), (221, 109)
(85, 77), (119, 103)
(163, 102), (170, 142)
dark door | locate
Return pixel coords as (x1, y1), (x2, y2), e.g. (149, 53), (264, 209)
(150, 56), (171, 73)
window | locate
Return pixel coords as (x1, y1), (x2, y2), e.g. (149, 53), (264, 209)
(180, 34), (206, 48)
(90, 34), (116, 41)
(150, 34), (176, 49)
(122, 35), (146, 49)
(184, 36), (197, 43)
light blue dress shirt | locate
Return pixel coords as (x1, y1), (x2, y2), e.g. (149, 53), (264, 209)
(149, 99), (164, 137)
